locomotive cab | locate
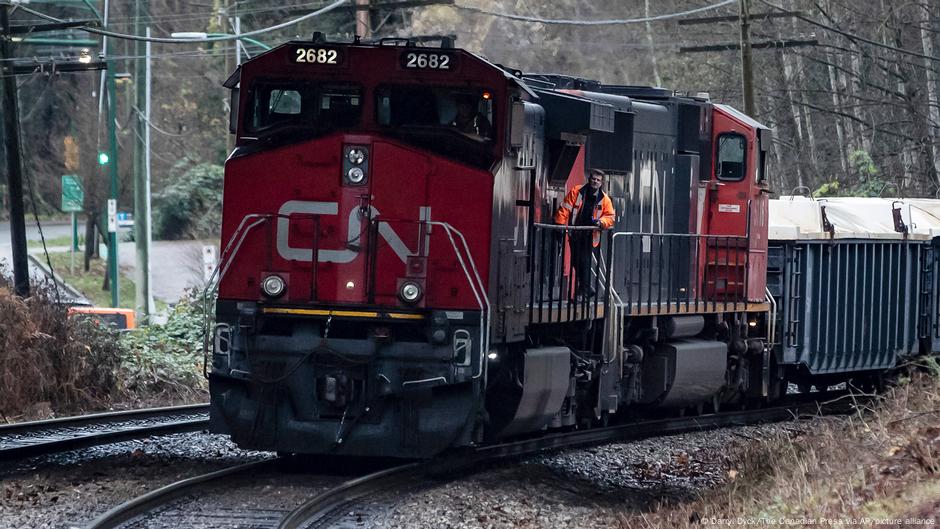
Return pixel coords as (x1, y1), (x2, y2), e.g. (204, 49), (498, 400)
(210, 37), (533, 457)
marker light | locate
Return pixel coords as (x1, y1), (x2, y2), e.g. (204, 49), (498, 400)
(347, 167), (365, 184)
(261, 275), (286, 298)
(347, 148), (366, 165)
(399, 281), (422, 303)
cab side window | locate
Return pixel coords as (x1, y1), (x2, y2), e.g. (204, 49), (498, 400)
(716, 133), (746, 181)
(251, 87), (303, 130)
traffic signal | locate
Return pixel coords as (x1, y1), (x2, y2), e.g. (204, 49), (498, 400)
(97, 152), (110, 165)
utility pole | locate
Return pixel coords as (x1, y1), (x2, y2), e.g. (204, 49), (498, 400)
(0, 5), (30, 297)
(739, 0), (756, 116)
(106, 63), (119, 308)
(677, 4), (810, 116)
(133, 0), (153, 317)
(355, 0), (370, 38)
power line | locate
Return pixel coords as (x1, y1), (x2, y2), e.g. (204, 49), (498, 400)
(756, 0), (940, 63)
(452, 0), (737, 25)
(3, 0), (349, 43)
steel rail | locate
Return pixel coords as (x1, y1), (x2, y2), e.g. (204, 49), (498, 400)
(85, 459), (276, 529)
(0, 403), (209, 461)
(277, 398), (853, 529)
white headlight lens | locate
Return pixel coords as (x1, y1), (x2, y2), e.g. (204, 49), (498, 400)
(399, 282), (422, 303)
(347, 148), (366, 165)
(347, 167), (365, 184)
(261, 275), (286, 297)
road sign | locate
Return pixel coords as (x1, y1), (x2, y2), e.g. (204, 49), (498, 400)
(117, 211), (134, 229)
(60, 174), (83, 212)
(203, 245), (217, 282)
(107, 199), (117, 232)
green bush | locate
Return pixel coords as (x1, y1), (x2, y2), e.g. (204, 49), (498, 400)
(119, 291), (209, 398)
(153, 161), (223, 240)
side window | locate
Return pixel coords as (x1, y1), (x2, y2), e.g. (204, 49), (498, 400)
(250, 86), (303, 131)
(716, 133), (746, 181)
(270, 89), (301, 114)
(319, 86), (361, 128)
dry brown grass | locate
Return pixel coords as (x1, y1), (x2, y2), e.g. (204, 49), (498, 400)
(622, 369), (940, 527)
(0, 276), (125, 422)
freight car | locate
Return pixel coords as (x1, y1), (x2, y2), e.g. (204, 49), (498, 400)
(205, 35), (939, 458)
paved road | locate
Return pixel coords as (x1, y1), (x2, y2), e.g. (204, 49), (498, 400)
(0, 220), (73, 287)
(0, 220), (211, 304)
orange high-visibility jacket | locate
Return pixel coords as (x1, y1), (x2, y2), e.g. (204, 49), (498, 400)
(553, 184), (616, 247)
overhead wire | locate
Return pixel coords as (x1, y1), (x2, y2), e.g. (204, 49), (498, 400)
(2, 0), (349, 44)
(452, 0), (737, 25)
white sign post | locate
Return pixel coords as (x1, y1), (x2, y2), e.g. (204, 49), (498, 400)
(107, 198), (117, 233)
(202, 245), (217, 283)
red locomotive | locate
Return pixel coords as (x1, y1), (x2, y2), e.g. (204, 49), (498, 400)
(205, 35), (820, 458)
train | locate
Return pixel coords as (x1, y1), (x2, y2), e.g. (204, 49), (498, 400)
(205, 35), (940, 458)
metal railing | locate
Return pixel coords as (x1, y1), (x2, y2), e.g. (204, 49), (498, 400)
(608, 231), (751, 315)
(528, 223), (612, 325)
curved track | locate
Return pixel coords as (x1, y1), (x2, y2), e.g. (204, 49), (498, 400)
(0, 403), (209, 461)
(279, 397), (853, 529)
(85, 459), (276, 529)
(84, 395), (858, 529)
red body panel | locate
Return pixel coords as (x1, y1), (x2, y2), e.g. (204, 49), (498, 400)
(700, 106), (768, 302)
(218, 133), (493, 310)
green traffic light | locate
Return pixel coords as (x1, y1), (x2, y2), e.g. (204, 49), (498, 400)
(97, 152), (110, 165)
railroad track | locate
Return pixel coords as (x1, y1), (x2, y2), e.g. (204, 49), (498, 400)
(0, 403), (209, 461)
(87, 395), (857, 529)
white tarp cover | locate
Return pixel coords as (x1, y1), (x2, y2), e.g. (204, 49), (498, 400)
(770, 196), (940, 241)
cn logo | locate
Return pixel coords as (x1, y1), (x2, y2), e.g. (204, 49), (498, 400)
(276, 200), (430, 264)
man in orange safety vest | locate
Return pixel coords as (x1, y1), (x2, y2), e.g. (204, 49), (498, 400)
(554, 169), (616, 298)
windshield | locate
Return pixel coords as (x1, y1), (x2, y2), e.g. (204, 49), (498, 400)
(247, 82), (361, 134)
(377, 86), (495, 141)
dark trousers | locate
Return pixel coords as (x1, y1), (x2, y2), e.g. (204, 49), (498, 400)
(571, 232), (597, 296)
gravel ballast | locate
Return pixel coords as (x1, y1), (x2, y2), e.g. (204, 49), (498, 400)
(0, 421), (812, 529)
(0, 432), (270, 529)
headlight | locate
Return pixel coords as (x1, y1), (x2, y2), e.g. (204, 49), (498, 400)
(261, 275), (286, 298)
(399, 281), (422, 303)
(347, 167), (365, 184)
(347, 148), (366, 165)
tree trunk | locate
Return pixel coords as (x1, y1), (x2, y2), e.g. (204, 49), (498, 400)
(644, 0), (662, 87)
(83, 210), (96, 272)
(825, 49), (849, 175)
(776, 48), (806, 188)
(919, 1), (940, 189)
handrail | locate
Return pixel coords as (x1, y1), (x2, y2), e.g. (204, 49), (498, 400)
(607, 229), (751, 316)
(202, 213), (274, 378)
(428, 221), (490, 381)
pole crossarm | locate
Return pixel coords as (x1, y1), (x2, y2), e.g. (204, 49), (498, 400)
(677, 10), (805, 25)
(9, 19), (98, 33)
(6, 60), (106, 74)
(680, 38), (817, 53)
